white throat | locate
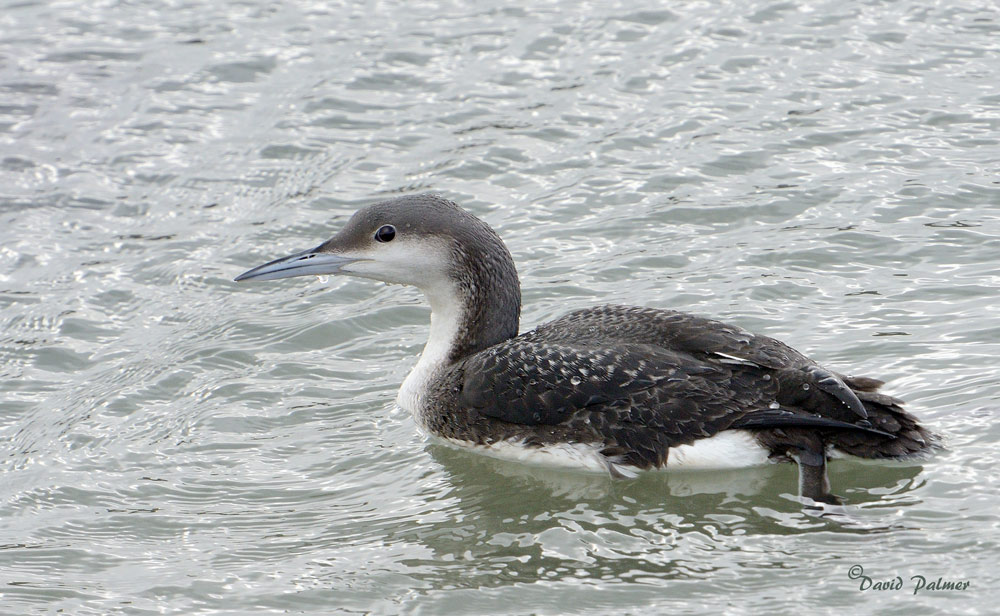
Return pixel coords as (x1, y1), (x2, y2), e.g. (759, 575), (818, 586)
(396, 280), (466, 414)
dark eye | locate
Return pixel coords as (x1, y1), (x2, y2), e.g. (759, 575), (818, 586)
(374, 225), (396, 243)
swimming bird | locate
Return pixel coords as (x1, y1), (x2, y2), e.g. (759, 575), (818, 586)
(235, 194), (937, 503)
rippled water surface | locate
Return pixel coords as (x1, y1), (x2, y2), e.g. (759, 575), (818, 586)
(2, 0), (999, 614)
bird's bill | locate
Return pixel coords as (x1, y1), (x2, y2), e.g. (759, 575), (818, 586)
(234, 247), (362, 282)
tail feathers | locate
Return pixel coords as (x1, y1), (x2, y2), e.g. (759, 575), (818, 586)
(734, 387), (939, 461)
(831, 390), (940, 459)
(841, 375), (886, 393)
(812, 374), (938, 458)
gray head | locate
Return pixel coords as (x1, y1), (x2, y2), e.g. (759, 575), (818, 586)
(236, 194), (522, 359)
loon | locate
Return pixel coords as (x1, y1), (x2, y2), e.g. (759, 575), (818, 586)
(235, 194), (937, 504)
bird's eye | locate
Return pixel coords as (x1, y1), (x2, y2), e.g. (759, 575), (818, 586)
(374, 225), (396, 243)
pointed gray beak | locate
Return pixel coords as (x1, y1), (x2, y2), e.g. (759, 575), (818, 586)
(234, 246), (361, 282)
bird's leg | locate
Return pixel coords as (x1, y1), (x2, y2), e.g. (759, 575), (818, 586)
(790, 446), (842, 505)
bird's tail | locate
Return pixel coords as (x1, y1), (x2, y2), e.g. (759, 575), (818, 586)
(829, 376), (940, 459)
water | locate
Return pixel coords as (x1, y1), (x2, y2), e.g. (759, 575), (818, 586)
(1, 0), (998, 614)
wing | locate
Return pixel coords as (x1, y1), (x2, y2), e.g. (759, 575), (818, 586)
(533, 305), (870, 422)
(459, 337), (778, 468)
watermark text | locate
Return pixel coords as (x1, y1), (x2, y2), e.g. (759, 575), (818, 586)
(848, 565), (971, 596)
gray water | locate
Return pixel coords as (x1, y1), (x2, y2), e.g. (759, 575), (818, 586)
(2, 0), (998, 614)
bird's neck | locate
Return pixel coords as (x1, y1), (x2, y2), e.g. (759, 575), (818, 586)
(419, 281), (471, 373)
(397, 231), (521, 413)
(422, 265), (521, 366)
(397, 273), (519, 413)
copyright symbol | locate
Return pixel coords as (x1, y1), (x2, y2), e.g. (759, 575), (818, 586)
(848, 565), (864, 579)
